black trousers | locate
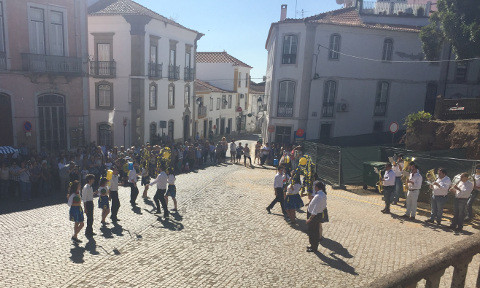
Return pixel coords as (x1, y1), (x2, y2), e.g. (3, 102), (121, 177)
(110, 191), (120, 220)
(244, 155), (251, 166)
(154, 189), (169, 218)
(129, 183), (139, 205)
(267, 188), (286, 214)
(308, 213), (321, 251)
(85, 201), (94, 235)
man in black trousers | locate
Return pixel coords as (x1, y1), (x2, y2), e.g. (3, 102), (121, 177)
(82, 174), (96, 237)
(306, 181), (327, 252)
(266, 165), (286, 215)
(146, 166), (169, 219)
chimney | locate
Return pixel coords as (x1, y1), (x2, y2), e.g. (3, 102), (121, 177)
(280, 5), (287, 21)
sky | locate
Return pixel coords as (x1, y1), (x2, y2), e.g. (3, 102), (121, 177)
(135, 0), (343, 82)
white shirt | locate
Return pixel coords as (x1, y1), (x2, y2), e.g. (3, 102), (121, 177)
(393, 161), (404, 177)
(408, 172), (423, 190)
(383, 169), (395, 187)
(149, 171), (168, 190)
(455, 180), (474, 199)
(81, 183), (94, 202)
(308, 190), (327, 216)
(128, 168), (137, 183)
(474, 174), (480, 190)
(230, 143), (236, 152)
(167, 174), (176, 185)
(274, 172), (285, 188)
(109, 174), (119, 191)
(432, 176), (451, 196)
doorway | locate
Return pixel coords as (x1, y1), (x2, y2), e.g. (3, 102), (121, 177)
(275, 126), (291, 144)
(183, 115), (190, 141)
(0, 93), (13, 146)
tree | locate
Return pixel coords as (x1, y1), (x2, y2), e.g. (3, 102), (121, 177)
(420, 0), (480, 60)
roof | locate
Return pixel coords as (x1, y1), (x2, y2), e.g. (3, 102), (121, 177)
(88, 0), (202, 35)
(196, 52), (252, 68)
(266, 7), (422, 49)
(195, 80), (234, 94)
(249, 81), (265, 94)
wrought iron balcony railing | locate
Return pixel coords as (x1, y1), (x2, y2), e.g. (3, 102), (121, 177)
(168, 64), (180, 80)
(148, 62), (163, 79)
(277, 101), (294, 117)
(90, 61), (116, 77)
(322, 102), (335, 117)
(184, 67), (194, 81)
(374, 102), (387, 116)
(22, 53), (82, 75)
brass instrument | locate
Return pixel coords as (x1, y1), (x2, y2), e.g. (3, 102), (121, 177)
(374, 167), (383, 193)
(425, 169), (436, 184)
(402, 157), (414, 193)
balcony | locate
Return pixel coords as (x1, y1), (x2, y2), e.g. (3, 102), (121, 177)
(277, 101), (293, 117)
(148, 62), (162, 79)
(0, 52), (6, 70)
(184, 67), (194, 81)
(198, 105), (207, 118)
(361, 1), (428, 16)
(168, 64), (180, 81)
(374, 102), (387, 116)
(322, 102), (335, 117)
(21, 53), (82, 75)
(89, 61), (116, 78)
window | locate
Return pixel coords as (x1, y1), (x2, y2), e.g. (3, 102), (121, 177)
(150, 44), (157, 64)
(169, 40), (178, 80)
(98, 123), (112, 147)
(282, 35), (297, 64)
(228, 95), (232, 109)
(238, 72), (242, 87)
(149, 122), (157, 143)
(322, 80), (336, 117)
(28, 6), (66, 56)
(329, 34), (341, 60)
(38, 94), (66, 150)
(168, 84), (175, 108)
(222, 95), (227, 109)
(185, 50), (191, 68)
(168, 120), (174, 140)
(96, 82), (113, 109)
(245, 73), (249, 87)
(374, 81), (389, 116)
(91, 33), (115, 77)
(184, 85), (190, 106)
(169, 47), (176, 66)
(216, 98), (221, 110)
(209, 97), (213, 111)
(455, 62), (468, 83)
(373, 121), (384, 133)
(0, 2), (6, 69)
(382, 39), (393, 61)
(277, 80), (295, 117)
(149, 84), (157, 110)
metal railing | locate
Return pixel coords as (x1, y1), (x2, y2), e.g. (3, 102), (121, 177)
(361, 1), (427, 16)
(22, 53), (82, 75)
(322, 102), (335, 117)
(184, 67), (194, 81)
(366, 232), (480, 288)
(0, 51), (6, 70)
(168, 64), (180, 80)
(198, 106), (207, 118)
(148, 62), (162, 79)
(434, 96), (480, 120)
(277, 101), (294, 117)
(90, 61), (116, 77)
(374, 102), (387, 116)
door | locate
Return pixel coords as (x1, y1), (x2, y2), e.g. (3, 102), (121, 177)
(274, 126), (291, 144)
(97, 43), (111, 75)
(203, 120), (208, 139)
(38, 94), (67, 150)
(183, 115), (190, 141)
(320, 123), (332, 144)
(0, 93), (13, 146)
(220, 118), (225, 135)
(424, 82), (437, 115)
(168, 120), (174, 141)
(227, 118), (232, 134)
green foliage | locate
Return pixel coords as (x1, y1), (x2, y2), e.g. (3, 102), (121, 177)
(404, 111), (432, 129)
(420, 0), (480, 60)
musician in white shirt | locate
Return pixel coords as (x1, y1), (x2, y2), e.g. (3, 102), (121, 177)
(402, 165), (422, 220)
(449, 173), (474, 231)
(425, 168), (451, 225)
(381, 163), (395, 214)
(465, 165), (480, 222)
(391, 154), (404, 205)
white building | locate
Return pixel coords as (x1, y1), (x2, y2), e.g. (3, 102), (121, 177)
(196, 52), (252, 135)
(87, 0), (202, 147)
(246, 81), (266, 133)
(263, 3), (441, 144)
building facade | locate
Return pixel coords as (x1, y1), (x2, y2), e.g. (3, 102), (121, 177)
(196, 51), (252, 136)
(263, 3), (442, 144)
(0, 0), (89, 151)
(88, 0), (202, 147)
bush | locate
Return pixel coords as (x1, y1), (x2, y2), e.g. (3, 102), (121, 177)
(404, 111), (432, 128)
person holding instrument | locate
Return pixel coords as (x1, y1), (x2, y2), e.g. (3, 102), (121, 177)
(425, 168), (451, 225)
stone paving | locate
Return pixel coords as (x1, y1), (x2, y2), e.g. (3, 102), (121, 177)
(0, 140), (478, 287)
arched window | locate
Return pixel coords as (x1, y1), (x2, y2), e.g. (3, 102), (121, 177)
(382, 39), (393, 61)
(277, 80), (295, 117)
(322, 80), (337, 117)
(98, 123), (112, 147)
(149, 84), (157, 110)
(96, 81), (113, 109)
(38, 94), (66, 150)
(374, 81), (389, 116)
(329, 34), (341, 60)
(168, 84), (175, 108)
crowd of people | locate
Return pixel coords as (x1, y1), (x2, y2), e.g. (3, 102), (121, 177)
(380, 154), (479, 232)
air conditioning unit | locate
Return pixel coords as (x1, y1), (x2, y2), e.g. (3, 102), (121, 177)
(336, 103), (349, 112)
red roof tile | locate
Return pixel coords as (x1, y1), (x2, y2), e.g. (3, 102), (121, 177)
(195, 80), (234, 94)
(196, 52), (252, 68)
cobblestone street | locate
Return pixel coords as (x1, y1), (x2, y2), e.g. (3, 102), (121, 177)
(0, 140), (478, 287)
